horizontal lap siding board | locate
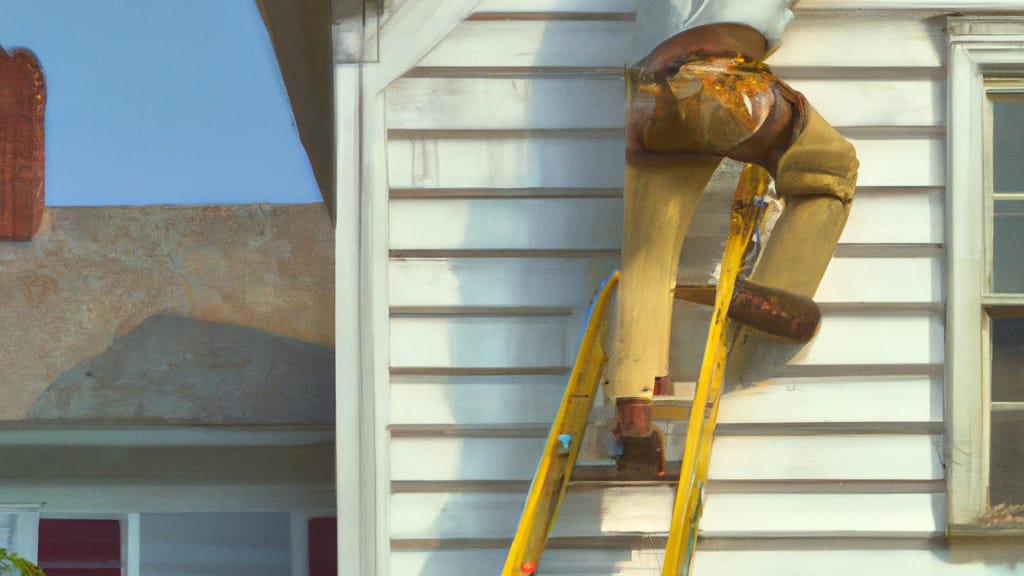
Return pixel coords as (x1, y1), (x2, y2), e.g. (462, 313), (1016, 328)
(417, 11), (943, 70)
(389, 189), (942, 249)
(390, 435), (945, 481)
(390, 374), (943, 425)
(473, 0), (637, 15)
(817, 256), (943, 303)
(384, 3), (950, 575)
(393, 548), (1024, 576)
(389, 315), (572, 368)
(390, 490), (944, 539)
(386, 77), (943, 129)
(389, 311), (943, 369)
(388, 257), (616, 307)
(390, 255), (943, 306)
(387, 135), (944, 188)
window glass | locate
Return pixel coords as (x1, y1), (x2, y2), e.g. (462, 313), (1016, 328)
(990, 412), (1024, 509)
(993, 99), (1024, 194)
(991, 98), (1024, 294)
(992, 198), (1024, 293)
(991, 318), (1024, 402)
(990, 318), (1024, 513)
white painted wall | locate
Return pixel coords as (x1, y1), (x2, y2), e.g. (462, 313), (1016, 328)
(348, 1), (1020, 574)
(139, 513), (291, 576)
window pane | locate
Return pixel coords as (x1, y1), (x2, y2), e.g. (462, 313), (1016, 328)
(992, 198), (1024, 293)
(990, 317), (1024, 515)
(993, 100), (1024, 194)
(991, 318), (1024, 402)
(991, 412), (1024, 510)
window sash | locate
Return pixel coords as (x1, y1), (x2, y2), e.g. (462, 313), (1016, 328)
(947, 16), (1024, 533)
(985, 90), (1024, 299)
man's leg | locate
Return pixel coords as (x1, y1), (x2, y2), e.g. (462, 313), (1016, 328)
(726, 106), (858, 385)
(609, 155), (720, 475)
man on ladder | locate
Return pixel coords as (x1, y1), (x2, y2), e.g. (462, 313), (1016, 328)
(610, 0), (860, 477)
(503, 3), (860, 573)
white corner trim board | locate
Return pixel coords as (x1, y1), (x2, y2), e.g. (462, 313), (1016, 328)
(335, 2), (486, 576)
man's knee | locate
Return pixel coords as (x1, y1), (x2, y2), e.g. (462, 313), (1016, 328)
(775, 105), (858, 204)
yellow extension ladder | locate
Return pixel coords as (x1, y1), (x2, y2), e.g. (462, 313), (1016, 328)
(501, 165), (771, 576)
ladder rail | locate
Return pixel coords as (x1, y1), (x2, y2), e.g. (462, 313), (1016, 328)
(500, 271), (620, 576)
(663, 164), (770, 576)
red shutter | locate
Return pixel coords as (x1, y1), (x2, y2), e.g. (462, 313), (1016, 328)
(38, 519), (121, 576)
(308, 517), (337, 576)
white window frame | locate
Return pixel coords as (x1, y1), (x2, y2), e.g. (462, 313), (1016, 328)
(0, 506), (41, 564)
(947, 15), (1024, 534)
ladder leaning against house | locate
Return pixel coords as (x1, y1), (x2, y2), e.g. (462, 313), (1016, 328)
(500, 164), (821, 576)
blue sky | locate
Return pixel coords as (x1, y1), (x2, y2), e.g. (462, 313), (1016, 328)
(0, 0), (320, 205)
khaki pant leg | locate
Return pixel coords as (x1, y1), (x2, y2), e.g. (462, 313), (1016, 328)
(725, 105), (858, 385)
(608, 156), (721, 401)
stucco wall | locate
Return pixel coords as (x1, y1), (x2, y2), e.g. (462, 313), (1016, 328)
(0, 204), (333, 420)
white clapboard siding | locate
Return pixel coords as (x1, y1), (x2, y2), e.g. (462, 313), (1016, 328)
(666, 310), (944, 382)
(387, 77), (627, 130)
(390, 375), (569, 425)
(816, 256), (943, 303)
(419, 20), (634, 69)
(388, 257), (615, 307)
(706, 435), (944, 480)
(387, 135), (624, 189)
(792, 79), (944, 128)
(791, 311), (942, 366)
(390, 490), (944, 539)
(389, 197), (625, 250)
(852, 137), (945, 187)
(390, 374), (943, 426)
(390, 189), (941, 250)
(394, 547), (1024, 576)
(389, 255), (943, 307)
(417, 13), (943, 70)
(695, 549), (1024, 576)
(386, 77), (941, 130)
(700, 492), (944, 536)
(390, 311), (942, 369)
(771, 13), (945, 69)
(716, 376), (944, 423)
(388, 136), (943, 189)
(474, 0), (636, 13)
(390, 434), (943, 482)
(841, 188), (944, 244)
(392, 549), (672, 576)
(389, 316), (571, 369)
(383, 2), (955, 574)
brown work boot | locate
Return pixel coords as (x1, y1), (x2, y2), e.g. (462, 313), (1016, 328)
(613, 397), (666, 478)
